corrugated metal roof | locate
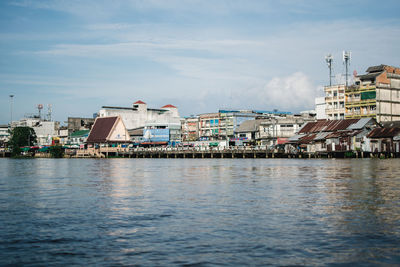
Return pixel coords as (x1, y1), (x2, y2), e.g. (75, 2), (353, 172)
(367, 127), (400, 138)
(299, 119), (363, 134)
(347, 118), (372, 130)
(288, 134), (303, 142)
(87, 116), (118, 143)
(381, 121), (400, 128)
(313, 132), (330, 141)
(298, 121), (321, 134)
(325, 119), (360, 131)
(299, 133), (317, 143)
(326, 130), (361, 139)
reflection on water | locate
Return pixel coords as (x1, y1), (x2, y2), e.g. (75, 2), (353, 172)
(1, 158), (400, 265)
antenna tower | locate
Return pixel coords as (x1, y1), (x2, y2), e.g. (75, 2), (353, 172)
(37, 104), (43, 120)
(325, 54), (333, 86)
(47, 104), (52, 121)
(343, 51), (351, 88)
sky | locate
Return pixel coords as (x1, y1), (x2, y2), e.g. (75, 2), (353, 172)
(1, 0), (400, 124)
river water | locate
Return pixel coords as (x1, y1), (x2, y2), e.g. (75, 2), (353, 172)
(0, 158), (399, 266)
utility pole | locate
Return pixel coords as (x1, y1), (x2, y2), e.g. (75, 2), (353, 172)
(325, 54), (333, 86)
(343, 51), (351, 88)
(9, 94), (14, 126)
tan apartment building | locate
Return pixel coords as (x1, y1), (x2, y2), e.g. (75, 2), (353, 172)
(345, 65), (400, 122)
(198, 113), (220, 140)
(324, 84), (345, 120)
(181, 116), (199, 141)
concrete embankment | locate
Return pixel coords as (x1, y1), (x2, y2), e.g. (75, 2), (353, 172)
(69, 149), (400, 159)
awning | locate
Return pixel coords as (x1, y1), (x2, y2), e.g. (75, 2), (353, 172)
(38, 146), (50, 152)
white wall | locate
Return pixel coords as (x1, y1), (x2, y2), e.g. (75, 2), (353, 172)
(315, 97), (327, 120)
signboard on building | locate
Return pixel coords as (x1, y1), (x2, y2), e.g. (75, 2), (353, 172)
(143, 129), (170, 142)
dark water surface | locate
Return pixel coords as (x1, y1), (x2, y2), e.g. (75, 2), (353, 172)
(1, 158), (400, 266)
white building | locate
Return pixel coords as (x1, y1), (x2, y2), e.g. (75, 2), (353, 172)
(324, 84), (346, 120)
(99, 100), (182, 143)
(0, 125), (10, 146)
(12, 117), (60, 146)
(315, 97), (327, 120)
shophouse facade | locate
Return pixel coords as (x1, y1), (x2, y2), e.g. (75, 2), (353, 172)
(345, 65), (400, 122)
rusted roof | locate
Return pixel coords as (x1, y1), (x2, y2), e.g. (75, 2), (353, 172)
(367, 127), (400, 138)
(87, 116), (118, 143)
(326, 130), (360, 139)
(325, 119), (359, 131)
(134, 100), (146, 104)
(161, 104), (177, 108)
(381, 121), (400, 128)
(299, 133), (317, 143)
(298, 119), (361, 134)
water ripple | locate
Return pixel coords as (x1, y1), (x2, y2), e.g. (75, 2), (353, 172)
(0, 158), (400, 265)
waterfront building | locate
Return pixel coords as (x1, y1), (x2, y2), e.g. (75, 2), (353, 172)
(128, 128), (144, 144)
(367, 127), (400, 153)
(257, 113), (316, 147)
(324, 84), (346, 120)
(181, 116), (199, 141)
(68, 129), (90, 148)
(12, 117), (60, 146)
(345, 64), (400, 122)
(234, 120), (262, 146)
(198, 109), (291, 142)
(86, 116), (130, 145)
(0, 125), (10, 147)
(57, 126), (69, 145)
(287, 118), (379, 153)
(99, 100), (181, 144)
(198, 113), (220, 141)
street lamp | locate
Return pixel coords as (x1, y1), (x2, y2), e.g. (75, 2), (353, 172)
(9, 94), (14, 126)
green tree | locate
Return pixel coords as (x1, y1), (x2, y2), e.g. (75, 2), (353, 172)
(9, 127), (37, 156)
(49, 145), (64, 158)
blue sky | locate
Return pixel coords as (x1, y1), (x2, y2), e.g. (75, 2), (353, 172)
(1, 0), (400, 124)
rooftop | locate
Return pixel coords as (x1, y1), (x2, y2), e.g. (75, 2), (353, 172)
(162, 104), (177, 108)
(367, 127), (400, 138)
(87, 116), (118, 143)
(298, 119), (365, 134)
(366, 65), (388, 73)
